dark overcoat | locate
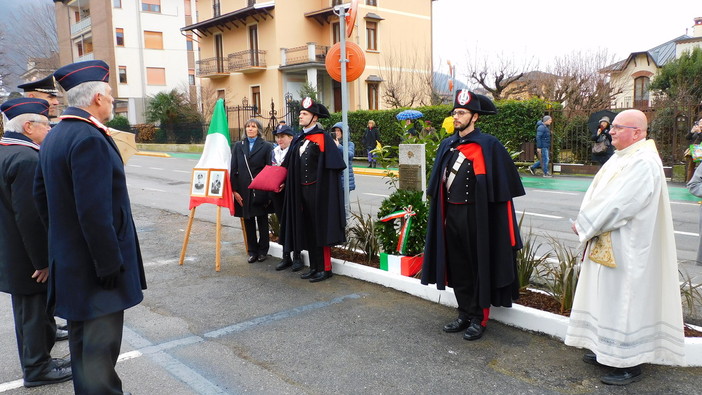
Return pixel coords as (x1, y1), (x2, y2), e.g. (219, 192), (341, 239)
(421, 129), (525, 308)
(33, 107), (147, 321)
(279, 125), (346, 253)
(230, 136), (274, 218)
(0, 133), (48, 295)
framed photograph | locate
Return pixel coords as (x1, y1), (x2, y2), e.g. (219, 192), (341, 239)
(190, 169), (209, 197)
(207, 170), (225, 198)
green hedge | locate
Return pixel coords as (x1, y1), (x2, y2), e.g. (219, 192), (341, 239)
(323, 99), (561, 156)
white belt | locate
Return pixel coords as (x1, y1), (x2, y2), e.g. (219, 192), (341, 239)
(446, 151), (466, 191)
(299, 139), (311, 157)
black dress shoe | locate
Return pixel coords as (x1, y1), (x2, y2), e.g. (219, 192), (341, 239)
(583, 352), (603, 366)
(52, 358), (71, 369)
(275, 258), (292, 271)
(247, 255), (257, 263)
(309, 270), (333, 282)
(24, 366), (72, 388)
(300, 269), (318, 279)
(442, 317), (470, 333)
(56, 328), (69, 341)
(291, 257), (304, 272)
(257, 254), (267, 262)
(463, 321), (486, 341)
(600, 366), (643, 385)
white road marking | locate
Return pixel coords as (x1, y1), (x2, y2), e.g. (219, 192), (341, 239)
(172, 169), (191, 173)
(149, 167), (164, 170)
(675, 231), (699, 237)
(529, 190), (578, 196)
(143, 187), (166, 192)
(671, 201), (698, 206)
(517, 210), (563, 219)
(128, 164), (142, 167)
(364, 193), (389, 198)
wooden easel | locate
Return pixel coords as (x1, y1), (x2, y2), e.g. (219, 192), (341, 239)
(179, 206), (224, 271)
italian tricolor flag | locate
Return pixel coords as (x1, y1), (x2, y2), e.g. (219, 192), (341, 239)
(188, 99), (235, 215)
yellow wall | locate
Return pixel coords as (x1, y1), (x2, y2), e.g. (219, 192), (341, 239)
(193, 0), (433, 115)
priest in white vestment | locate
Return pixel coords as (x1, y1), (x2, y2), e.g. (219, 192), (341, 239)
(566, 109), (685, 386)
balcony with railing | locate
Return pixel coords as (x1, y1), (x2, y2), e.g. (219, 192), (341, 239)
(196, 56), (230, 78)
(71, 16), (92, 37)
(228, 49), (266, 73)
(281, 43), (329, 68)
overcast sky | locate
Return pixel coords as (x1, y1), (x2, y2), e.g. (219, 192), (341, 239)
(432, 0), (700, 82)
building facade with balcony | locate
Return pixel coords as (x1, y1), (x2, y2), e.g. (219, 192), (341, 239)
(54, 0), (197, 124)
(182, 0), (434, 127)
(604, 17), (702, 110)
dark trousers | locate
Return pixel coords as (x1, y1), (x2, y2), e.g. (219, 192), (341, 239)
(69, 310), (124, 395)
(10, 293), (56, 380)
(244, 215), (269, 256)
(445, 203), (482, 320)
(273, 192), (299, 260)
(301, 183), (331, 272)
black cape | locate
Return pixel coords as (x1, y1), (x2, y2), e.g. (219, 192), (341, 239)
(280, 125), (346, 253)
(421, 129), (525, 308)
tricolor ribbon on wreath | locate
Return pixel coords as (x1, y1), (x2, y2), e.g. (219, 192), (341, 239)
(379, 205), (417, 254)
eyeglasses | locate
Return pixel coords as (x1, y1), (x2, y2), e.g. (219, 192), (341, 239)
(611, 124), (639, 132)
(451, 110), (471, 117)
(29, 120), (51, 127)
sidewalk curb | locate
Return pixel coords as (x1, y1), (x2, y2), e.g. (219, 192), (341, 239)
(136, 151), (171, 158)
(269, 242), (702, 367)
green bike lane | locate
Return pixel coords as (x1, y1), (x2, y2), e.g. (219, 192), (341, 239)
(521, 174), (700, 202)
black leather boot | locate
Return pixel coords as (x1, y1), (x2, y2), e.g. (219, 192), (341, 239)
(275, 256), (292, 271)
(291, 255), (304, 272)
(300, 268), (317, 279)
(309, 270), (333, 283)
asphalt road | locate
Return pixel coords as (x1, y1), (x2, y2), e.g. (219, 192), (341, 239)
(1, 154), (702, 394)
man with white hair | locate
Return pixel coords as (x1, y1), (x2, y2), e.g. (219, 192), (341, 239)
(34, 60), (146, 395)
(566, 109), (685, 385)
(0, 98), (72, 388)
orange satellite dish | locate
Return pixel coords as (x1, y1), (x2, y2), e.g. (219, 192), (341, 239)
(346, 0), (358, 37)
(325, 41), (366, 82)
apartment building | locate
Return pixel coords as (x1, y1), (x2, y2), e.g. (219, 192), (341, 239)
(604, 17), (702, 109)
(182, 0), (434, 125)
(54, 0), (197, 124)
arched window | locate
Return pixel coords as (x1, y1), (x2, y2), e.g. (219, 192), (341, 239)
(633, 76), (650, 108)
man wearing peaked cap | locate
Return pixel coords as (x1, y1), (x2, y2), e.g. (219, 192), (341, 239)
(18, 74), (61, 119)
(34, 59), (146, 394)
(0, 98), (73, 388)
(279, 97), (346, 283)
(422, 89), (525, 341)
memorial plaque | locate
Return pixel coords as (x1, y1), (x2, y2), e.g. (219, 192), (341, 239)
(399, 164), (422, 191)
(398, 144), (426, 197)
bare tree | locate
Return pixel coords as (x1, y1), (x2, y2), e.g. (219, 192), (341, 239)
(379, 47), (434, 108)
(464, 51), (537, 100)
(538, 50), (623, 113)
(5, 3), (59, 79)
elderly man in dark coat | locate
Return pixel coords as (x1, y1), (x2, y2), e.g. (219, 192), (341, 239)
(33, 60), (147, 395)
(422, 90), (525, 341)
(280, 98), (346, 282)
(0, 98), (72, 388)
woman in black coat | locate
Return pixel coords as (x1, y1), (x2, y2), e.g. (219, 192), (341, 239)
(231, 119), (274, 263)
(591, 116), (614, 165)
(361, 120), (380, 168)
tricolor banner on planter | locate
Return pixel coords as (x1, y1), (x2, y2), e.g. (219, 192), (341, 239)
(378, 205), (416, 255)
(379, 253), (423, 277)
(188, 99), (235, 215)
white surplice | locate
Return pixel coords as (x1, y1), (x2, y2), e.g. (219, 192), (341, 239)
(565, 139), (685, 367)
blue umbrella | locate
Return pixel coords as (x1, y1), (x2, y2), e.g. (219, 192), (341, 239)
(395, 109), (423, 120)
